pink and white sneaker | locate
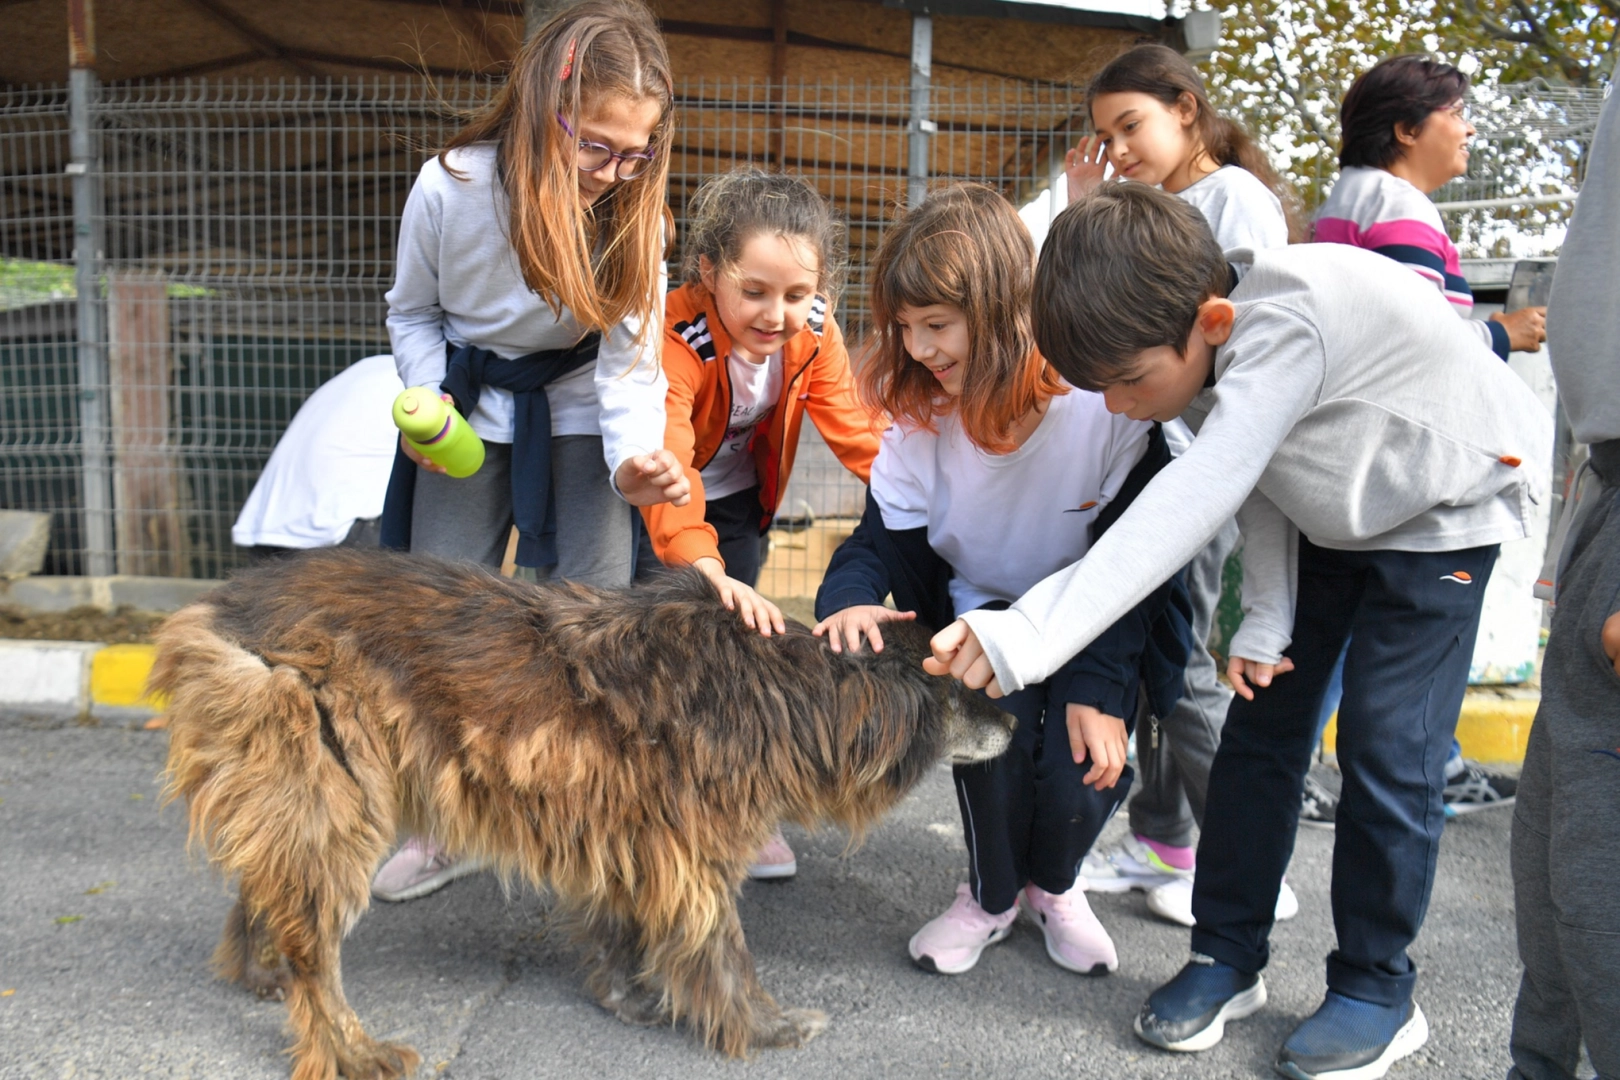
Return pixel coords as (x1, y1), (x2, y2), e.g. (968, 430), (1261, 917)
(746, 828), (797, 881)
(909, 883), (1019, 974)
(370, 837), (480, 902)
(1022, 881), (1118, 975)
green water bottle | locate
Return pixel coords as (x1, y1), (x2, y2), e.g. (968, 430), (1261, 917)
(392, 388), (485, 478)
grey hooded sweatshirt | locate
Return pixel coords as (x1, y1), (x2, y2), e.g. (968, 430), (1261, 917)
(962, 241), (1553, 694)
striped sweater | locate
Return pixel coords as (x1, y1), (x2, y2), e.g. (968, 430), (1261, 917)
(1315, 165), (1511, 359)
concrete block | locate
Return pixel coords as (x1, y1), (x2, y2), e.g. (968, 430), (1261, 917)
(0, 640), (96, 717)
(0, 510), (51, 576)
(0, 576), (95, 612)
(104, 575), (216, 612)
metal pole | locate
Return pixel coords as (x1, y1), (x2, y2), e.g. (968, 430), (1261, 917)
(906, 12), (933, 209)
(68, 0), (113, 576)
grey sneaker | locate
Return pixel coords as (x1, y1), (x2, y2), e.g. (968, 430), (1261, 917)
(1300, 771), (1339, 831)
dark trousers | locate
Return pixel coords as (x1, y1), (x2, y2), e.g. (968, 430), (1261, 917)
(956, 674), (1136, 916)
(1191, 538), (1498, 1007)
(706, 485), (769, 588)
(1509, 452), (1620, 1080)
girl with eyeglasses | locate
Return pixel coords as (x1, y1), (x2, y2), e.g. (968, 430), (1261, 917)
(375, 0), (688, 902)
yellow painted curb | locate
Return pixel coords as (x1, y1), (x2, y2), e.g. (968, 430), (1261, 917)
(1322, 695), (1537, 765)
(89, 644), (166, 709)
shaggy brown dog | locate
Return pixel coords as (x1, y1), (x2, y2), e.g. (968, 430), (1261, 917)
(154, 549), (1014, 1079)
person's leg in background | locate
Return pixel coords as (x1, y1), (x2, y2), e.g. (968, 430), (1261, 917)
(544, 434), (634, 590)
(1087, 523), (1236, 896)
(1509, 477), (1620, 1080)
(375, 444), (517, 900)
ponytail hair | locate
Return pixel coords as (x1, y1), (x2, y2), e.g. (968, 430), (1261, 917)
(440, 0), (674, 341)
(1087, 44), (1304, 241)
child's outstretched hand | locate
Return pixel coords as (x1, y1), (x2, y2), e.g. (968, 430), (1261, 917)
(616, 449), (691, 507)
(1066, 703), (1128, 790)
(812, 605), (917, 654)
(1065, 136), (1109, 203)
(693, 557), (784, 637)
(1227, 654), (1297, 701)
(924, 619), (1004, 697)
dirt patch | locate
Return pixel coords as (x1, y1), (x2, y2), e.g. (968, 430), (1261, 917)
(0, 605), (167, 644)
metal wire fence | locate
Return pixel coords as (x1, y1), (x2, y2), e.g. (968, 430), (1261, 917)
(0, 76), (1083, 591)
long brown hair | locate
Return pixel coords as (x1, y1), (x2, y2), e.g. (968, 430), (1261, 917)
(863, 184), (1066, 454)
(1088, 43), (1304, 242)
(440, 0), (674, 340)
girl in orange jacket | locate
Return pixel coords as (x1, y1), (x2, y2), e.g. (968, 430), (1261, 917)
(647, 168), (884, 880)
(648, 168), (883, 634)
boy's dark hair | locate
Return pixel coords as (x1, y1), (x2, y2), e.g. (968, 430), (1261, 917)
(1032, 183), (1228, 391)
(1339, 55), (1469, 170)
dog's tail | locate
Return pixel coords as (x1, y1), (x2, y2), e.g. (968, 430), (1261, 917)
(154, 604), (387, 966)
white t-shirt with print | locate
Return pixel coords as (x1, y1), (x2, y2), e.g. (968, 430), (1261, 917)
(700, 350), (783, 499)
(870, 387), (1151, 616)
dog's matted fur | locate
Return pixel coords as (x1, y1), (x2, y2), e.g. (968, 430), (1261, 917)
(154, 548), (1013, 1078)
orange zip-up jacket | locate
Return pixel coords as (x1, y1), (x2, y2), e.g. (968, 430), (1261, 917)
(644, 282), (886, 570)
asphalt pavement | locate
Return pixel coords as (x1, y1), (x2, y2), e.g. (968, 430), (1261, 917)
(0, 720), (1524, 1080)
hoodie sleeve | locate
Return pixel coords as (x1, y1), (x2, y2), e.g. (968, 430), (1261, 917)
(641, 325), (721, 567)
(958, 304), (1324, 694)
(801, 316), (886, 482)
(385, 161), (450, 392)
(1229, 487), (1299, 665)
(596, 255), (670, 490)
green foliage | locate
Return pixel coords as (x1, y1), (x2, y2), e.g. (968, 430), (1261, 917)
(1196, 0), (1614, 212)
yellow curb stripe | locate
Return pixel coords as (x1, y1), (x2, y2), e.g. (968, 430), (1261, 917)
(89, 644), (167, 709)
(1321, 697), (1537, 765)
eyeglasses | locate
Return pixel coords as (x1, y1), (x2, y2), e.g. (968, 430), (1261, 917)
(556, 114), (656, 180)
(1441, 101), (1471, 122)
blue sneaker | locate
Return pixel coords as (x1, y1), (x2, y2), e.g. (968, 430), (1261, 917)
(1134, 953), (1268, 1052)
(1274, 992), (1429, 1080)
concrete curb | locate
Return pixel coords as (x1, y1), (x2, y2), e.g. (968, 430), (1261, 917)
(0, 640), (164, 724)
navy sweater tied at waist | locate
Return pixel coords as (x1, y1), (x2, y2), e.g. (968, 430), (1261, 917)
(380, 335), (601, 568)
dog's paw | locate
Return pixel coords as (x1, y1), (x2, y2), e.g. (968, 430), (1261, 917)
(755, 1007), (828, 1050)
(597, 979), (670, 1028)
(335, 1039), (421, 1080)
(243, 951), (293, 1002)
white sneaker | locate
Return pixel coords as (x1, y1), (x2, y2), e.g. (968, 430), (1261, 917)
(747, 828), (797, 880)
(1080, 834), (1194, 894)
(371, 837), (481, 902)
(1145, 875), (1300, 928)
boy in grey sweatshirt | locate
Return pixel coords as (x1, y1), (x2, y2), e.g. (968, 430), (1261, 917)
(926, 183), (1551, 1080)
(1508, 89), (1620, 1080)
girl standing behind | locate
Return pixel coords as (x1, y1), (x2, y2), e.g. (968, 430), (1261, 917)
(1066, 42), (1295, 247)
(648, 168), (884, 880)
(375, 0), (688, 902)
(813, 184), (1189, 976)
(1062, 43), (1299, 930)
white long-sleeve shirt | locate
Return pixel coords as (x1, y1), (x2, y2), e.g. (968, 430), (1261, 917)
(960, 242), (1552, 693)
(385, 145), (666, 482)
